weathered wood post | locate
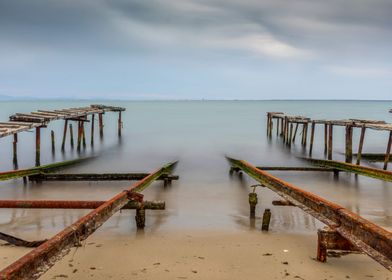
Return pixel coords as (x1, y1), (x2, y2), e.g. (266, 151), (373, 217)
(90, 114), (95, 146)
(309, 121), (316, 156)
(356, 125), (366, 165)
(383, 131), (392, 170)
(69, 123), (74, 149)
(303, 123), (308, 146)
(345, 124), (353, 163)
(35, 127), (41, 167)
(284, 117), (289, 143)
(61, 120), (68, 152)
(328, 123), (333, 160)
(276, 118), (280, 136)
(280, 118), (284, 136)
(249, 192), (258, 219)
(12, 134), (18, 169)
(288, 123), (293, 146)
(51, 130), (55, 154)
(135, 208), (146, 229)
(261, 209), (271, 231)
(118, 111), (122, 137)
(98, 113), (104, 139)
(266, 113), (270, 136)
(77, 121), (82, 152)
(292, 123), (299, 142)
(324, 123), (328, 155)
(82, 122), (86, 149)
(301, 123), (306, 145)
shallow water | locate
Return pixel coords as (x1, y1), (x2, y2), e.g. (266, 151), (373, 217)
(0, 100), (391, 238)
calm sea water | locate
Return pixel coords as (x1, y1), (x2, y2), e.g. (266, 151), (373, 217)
(0, 100), (391, 238)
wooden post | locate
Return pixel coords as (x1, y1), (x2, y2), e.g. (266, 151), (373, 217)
(98, 113), (104, 139)
(266, 113), (270, 136)
(276, 118), (280, 136)
(135, 208), (145, 229)
(280, 118), (284, 136)
(328, 123), (333, 160)
(69, 124), (74, 149)
(12, 134), (18, 169)
(303, 123), (308, 146)
(249, 193), (258, 219)
(77, 121), (82, 151)
(383, 131), (392, 170)
(301, 124), (306, 145)
(82, 122), (86, 149)
(324, 123), (328, 155)
(292, 123), (299, 142)
(35, 127), (41, 167)
(90, 114), (95, 146)
(51, 130), (55, 154)
(288, 123), (293, 146)
(309, 121), (316, 156)
(261, 209), (271, 231)
(118, 111), (122, 137)
(61, 120), (68, 151)
(356, 126), (366, 165)
(345, 124), (353, 163)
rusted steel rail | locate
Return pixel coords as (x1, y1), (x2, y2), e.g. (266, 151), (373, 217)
(255, 166), (336, 172)
(0, 200), (164, 210)
(28, 173), (178, 182)
(0, 161), (177, 280)
(304, 158), (392, 182)
(227, 156), (392, 271)
(0, 157), (91, 181)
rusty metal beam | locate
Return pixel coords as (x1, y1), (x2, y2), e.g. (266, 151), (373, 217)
(0, 200), (165, 210)
(227, 156), (392, 271)
(304, 157), (392, 182)
(0, 161), (177, 280)
(28, 173), (179, 182)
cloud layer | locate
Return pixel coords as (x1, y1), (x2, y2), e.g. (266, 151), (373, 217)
(0, 0), (391, 99)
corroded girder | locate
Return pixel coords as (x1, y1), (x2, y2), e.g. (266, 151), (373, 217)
(304, 157), (392, 182)
(0, 157), (93, 181)
(0, 200), (165, 210)
(28, 173), (179, 182)
(0, 161), (177, 280)
(227, 156), (392, 271)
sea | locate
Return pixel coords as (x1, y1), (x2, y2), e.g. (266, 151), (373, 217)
(0, 100), (391, 238)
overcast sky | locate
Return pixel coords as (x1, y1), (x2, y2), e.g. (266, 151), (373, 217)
(0, 0), (391, 100)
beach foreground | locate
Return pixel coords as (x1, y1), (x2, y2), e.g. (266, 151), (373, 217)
(1, 229), (388, 280)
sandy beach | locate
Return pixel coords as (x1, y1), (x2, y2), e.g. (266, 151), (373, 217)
(1, 228), (389, 280)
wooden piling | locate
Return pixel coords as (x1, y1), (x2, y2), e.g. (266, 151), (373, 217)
(288, 123), (293, 146)
(82, 122), (86, 149)
(118, 111), (122, 137)
(328, 123), (333, 160)
(69, 124), (74, 148)
(292, 123), (299, 142)
(98, 113), (103, 139)
(12, 134), (18, 169)
(90, 114), (95, 146)
(356, 126), (366, 165)
(309, 121), (315, 156)
(301, 123), (306, 145)
(303, 123), (308, 146)
(345, 124), (353, 163)
(276, 118), (280, 136)
(61, 120), (68, 151)
(261, 209), (271, 231)
(249, 193), (258, 219)
(324, 123), (328, 155)
(51, 130), (55, 154)
(35, 127), (41, 167)
(280, 118), (284, 136)
(266, 113), (271, 136)
(383, 131), (392, 170)
(77, 121), (82, 151)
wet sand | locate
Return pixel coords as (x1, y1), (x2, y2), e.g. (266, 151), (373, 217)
(1, 229), (389, 280)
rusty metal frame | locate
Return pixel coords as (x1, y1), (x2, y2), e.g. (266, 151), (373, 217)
(0, 161), (177, 280)
(227, 156), (392, 271)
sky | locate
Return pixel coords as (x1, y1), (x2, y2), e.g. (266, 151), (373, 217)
(0, 0), (391, 100)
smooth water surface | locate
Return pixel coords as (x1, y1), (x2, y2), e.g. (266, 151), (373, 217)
(0, 100), (391, 238)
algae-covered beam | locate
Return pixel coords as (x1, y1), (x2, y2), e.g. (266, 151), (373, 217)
(304, 157), (392, 182)
(0, 161), (177, 280)
(255, 166), (336, 172)
(0, 200), (165, 210)
(226, 156), (392, 270)
(28, 173), (179, 182)
(0, 157), (92, 181)
(353, 153), (392, 162)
